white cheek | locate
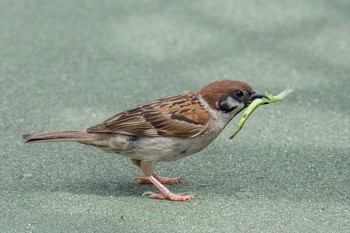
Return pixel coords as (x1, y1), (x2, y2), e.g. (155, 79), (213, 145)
(198, 96), (244, 129)
(226, 96), (245, 116)
(226, 96), (239, 109)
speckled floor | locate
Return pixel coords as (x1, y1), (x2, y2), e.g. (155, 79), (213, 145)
(1, 1), (349, 232)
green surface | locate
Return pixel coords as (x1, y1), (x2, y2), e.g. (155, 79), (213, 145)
(1, 0), (349, 232)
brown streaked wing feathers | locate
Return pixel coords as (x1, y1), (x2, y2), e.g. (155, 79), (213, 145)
(87, 94), (210, 138)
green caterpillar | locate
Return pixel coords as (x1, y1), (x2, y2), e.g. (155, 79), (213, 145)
(229, 86), (294, 139)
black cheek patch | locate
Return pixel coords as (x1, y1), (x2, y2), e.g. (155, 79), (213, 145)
(218, 96), (237, 113)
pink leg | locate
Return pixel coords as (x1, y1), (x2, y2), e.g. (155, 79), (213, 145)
(134, 173), (185, 184)
(134, 159), (196, 201)
(131, 159), (185, 184)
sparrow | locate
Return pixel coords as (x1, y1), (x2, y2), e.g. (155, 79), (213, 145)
(23, 80), (267, 201)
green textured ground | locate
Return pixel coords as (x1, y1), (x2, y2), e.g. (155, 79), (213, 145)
(1, 1), (349, 232)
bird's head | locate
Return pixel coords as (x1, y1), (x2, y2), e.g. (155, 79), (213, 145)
(197, 80), (268, 118)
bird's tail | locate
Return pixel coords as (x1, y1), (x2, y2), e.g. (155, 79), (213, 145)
(23, 130), (94, 143)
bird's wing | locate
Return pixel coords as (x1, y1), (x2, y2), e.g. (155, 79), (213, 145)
(87, 94), (211, 138)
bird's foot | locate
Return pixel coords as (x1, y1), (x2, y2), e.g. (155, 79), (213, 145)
(143, 191), (196, 201)
(134, 173), (185, 184)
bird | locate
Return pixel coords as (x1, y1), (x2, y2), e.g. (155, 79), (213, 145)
(23, 80), (267, 201)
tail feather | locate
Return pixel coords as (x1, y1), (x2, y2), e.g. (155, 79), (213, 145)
(23, 130), (94, 143)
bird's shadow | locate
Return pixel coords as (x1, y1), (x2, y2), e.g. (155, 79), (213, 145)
(64, 179), (147, 198)
(51, 175), (199, 199)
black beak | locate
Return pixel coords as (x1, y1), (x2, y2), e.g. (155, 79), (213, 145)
(250, 90), (269, 100)
(246, 90), (269, 104)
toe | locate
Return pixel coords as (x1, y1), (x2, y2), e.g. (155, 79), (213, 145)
(143, 191), (197, 201)
(168, 193), (196, 201)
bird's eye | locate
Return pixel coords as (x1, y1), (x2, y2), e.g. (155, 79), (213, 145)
(234, 90), (244, 98)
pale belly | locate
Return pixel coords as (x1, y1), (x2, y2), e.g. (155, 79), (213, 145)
(93, 129), (222, 162)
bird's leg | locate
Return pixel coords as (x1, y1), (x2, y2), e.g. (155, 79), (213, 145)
(151, 173), (186, 184)
(134, 173), (186, 184)
(131, 159), (185, 184)
(137, 160), (196, 201)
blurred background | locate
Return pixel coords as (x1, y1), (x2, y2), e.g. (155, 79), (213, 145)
(1, 1), (349, 232)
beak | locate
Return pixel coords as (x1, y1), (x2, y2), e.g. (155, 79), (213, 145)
(246, 90), (269, 104)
